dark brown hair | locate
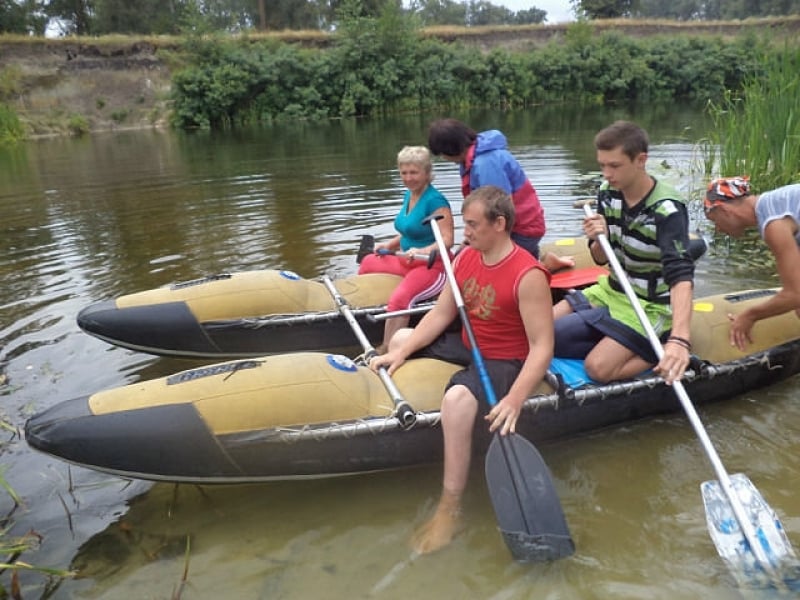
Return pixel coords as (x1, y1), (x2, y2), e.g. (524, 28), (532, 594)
(594, 120), (649, 161)
(427, 118), (477, 157)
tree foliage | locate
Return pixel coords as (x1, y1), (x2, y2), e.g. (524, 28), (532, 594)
(1, 0), (47, 34)
(409, 0), (547, 26)
(169, 12), (771, 129)
(570, 0), (636, 19)
(4, 0), (799, 34)
(410, 0), (466, 26)
(571, 0), (800, 20)
(92, 0), (188, 34)
(45, 0), (95, 35)
(5, 0), (554, 34)
(0, 0), (28, 33)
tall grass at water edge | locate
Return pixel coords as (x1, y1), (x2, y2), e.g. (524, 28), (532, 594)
(695, 44), (800, 269)
(700, 44), (800, 191)
(0, 414), (74, 597)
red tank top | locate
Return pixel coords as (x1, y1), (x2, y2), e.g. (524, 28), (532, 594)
(453, 245), (549, 359)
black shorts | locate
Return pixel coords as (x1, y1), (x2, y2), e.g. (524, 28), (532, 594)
(553, 290), (659, 364)
(412, 331), (524, 409)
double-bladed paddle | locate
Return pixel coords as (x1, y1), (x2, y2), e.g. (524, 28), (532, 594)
(584, 204), (797, 584)
(428, 215), (575, 562)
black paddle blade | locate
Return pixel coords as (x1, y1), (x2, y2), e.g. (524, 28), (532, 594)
(356, 235), (375, 264)
(485, 433), (574, 562)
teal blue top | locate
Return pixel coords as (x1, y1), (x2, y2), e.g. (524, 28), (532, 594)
(394, 185), (450, 251)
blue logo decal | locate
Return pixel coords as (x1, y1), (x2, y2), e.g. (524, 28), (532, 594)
(326, 354), (357, 372)
(279, 270), (301, 280)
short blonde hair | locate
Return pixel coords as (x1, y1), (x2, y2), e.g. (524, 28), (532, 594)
(397, 145), (433, 176)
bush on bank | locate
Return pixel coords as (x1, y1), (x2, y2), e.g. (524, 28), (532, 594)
(0, 65), (24, 144)
(170, 17), (775, 129)
(0, 103), (23, 143)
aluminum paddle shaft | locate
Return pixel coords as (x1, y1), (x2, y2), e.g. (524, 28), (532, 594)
(583, 204), (788, 574)
(322, 276), (416, 429)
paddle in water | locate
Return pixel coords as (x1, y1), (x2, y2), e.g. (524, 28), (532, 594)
(428, 215), (574, 562)
(584, 203), (797, 586)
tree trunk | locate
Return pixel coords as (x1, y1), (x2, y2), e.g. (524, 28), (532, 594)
(258, 0), (266, 30)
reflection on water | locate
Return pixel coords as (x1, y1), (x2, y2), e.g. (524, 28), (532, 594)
(1, 104), (799, 598)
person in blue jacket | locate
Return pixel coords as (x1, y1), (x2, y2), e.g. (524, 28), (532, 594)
(428, 118), (573, 271)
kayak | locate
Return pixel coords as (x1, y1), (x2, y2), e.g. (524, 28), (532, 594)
(74, 235), (704, 359)
(26, 287), (800, 484)
(75, 238), (604, 359)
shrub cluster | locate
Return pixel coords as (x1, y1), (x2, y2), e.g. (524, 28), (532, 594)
(0, 66), (24, 144)
(170, 20), (772, 129)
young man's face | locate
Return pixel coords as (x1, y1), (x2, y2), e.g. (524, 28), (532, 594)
(596, 147), (646, 191)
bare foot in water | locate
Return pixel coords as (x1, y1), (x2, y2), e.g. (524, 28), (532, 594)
(411, 494), (463, 554)
(542, 251), (575, 273)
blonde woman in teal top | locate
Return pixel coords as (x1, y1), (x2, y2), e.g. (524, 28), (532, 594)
(359, 146), (454, 351)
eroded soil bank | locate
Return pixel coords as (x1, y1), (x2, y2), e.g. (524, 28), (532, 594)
(2, 39), (172, 135)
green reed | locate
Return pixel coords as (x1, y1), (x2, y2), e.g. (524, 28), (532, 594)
(0, 450), (74, 595)
(693, 43), (800, 267)
(701, 43), (800, 191)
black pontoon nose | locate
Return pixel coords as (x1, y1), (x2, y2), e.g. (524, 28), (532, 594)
(25, 396), (236, 480)
(76, 300), (218, 356)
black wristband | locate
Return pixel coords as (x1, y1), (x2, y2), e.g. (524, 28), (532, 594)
(667, 336), (692, 351)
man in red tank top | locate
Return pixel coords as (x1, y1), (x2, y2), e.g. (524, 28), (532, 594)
(369, 185), (554, 555)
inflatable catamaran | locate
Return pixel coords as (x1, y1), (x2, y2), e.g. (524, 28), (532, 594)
(26, 286), (800, 483)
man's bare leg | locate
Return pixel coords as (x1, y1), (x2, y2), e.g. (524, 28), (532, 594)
(412, 385), (478, 554)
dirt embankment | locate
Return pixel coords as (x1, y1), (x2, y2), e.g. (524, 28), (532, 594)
(1, 39), (174, 136)
(2, 16), (799, 137)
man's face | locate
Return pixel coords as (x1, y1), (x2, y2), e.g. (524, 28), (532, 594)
(462, 202), (503, 251)
(596, 147), (646, 191)
(705, 203), (744, 237)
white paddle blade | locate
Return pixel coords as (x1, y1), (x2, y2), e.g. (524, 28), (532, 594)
(702, 473), (797, 579)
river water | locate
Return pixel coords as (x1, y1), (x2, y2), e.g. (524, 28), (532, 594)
(1, 104), (799, 599)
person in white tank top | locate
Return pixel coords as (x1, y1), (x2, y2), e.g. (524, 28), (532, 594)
(704, 176), (800, 350)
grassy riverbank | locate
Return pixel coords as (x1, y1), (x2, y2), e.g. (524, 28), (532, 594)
(1, 16), (799, 137)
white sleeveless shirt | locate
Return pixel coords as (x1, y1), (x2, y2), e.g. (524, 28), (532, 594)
(755, 183), (800, 246)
